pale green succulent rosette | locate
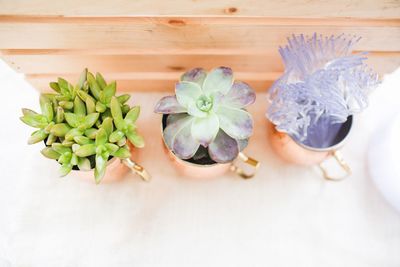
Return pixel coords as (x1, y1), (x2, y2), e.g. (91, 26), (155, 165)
(20, 69), (144, 183)
(155, 67), (256, 163)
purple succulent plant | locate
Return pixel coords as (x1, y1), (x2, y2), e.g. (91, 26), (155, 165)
(155, 67), (256, 163)
(267, 33), (380, 143)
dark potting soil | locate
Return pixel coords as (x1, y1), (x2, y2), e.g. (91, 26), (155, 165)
(162, 114), (217, 166)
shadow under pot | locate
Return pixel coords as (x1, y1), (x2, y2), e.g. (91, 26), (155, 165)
(161, 114), (260, 179)
(56, 141), (150, 183)
(268, 116), (353, 181)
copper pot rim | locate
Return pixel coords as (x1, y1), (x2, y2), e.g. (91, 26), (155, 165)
(274, 115), (354, 153)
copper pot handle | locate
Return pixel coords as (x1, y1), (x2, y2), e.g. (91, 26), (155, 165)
(230, 152), (260, 179)
(319, 150), (351, 181)
(122, 158), (151, 182)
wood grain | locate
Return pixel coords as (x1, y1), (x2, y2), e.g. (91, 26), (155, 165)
(0, 0), (398, 18)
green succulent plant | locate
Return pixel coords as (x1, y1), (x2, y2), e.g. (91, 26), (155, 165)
(20, 69), (145, 183)
(154, 67), (256, 163)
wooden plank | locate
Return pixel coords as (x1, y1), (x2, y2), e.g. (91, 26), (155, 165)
(25, 72), (278, 92)
(0, 23), (398, 51)
(0, 0), (398, 18)
(3, 52), (399, 76)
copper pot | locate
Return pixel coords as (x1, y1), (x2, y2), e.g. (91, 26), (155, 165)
(74, 142), (150, 183)
(161, 116), (259, 179)
(268, 117), (352, 181)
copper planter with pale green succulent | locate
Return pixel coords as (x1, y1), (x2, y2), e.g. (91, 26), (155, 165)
(20, 69), (150, 183)
(155, 67), (260, 179)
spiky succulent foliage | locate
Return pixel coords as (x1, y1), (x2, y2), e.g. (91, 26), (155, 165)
(20, 69), (144, 183)
(267, 33), (380, 141)
(154, 67), (256, 163)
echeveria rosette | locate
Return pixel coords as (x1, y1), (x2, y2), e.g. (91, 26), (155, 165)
(267, 34), (380, 142)
(155, 67), (256, 163)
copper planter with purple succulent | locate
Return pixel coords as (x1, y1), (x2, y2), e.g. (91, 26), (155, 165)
(155, 67), (260, 179)
(266, 34), (380, 181)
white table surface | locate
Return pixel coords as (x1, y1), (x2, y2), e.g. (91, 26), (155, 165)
(0, 60), (400, 267)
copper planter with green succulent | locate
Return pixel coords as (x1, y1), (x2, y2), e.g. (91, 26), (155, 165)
(20, 69), (150, 183)
(155, 67), (260, 179)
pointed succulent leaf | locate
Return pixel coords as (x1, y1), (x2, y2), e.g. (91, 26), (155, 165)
(58, 151), (72, 164)
(84, 128), (98, 139)
(61, 139), (74, 147)
(77, 68), (87, 89)
(75, 144), (96, 157)
(154, 95), (186, 114)
(112, 147), (130, 159)
(73, 96), (86, 116)
(121, 104), (130, 115)
(101, 109), (112, 121)
(21, 108), (38, 116)
(220, 81), (256, 108)
(49, 82), (61, 93)
(20, 114), (48, 128)
(95, 128), (108, 146)
(55, 107), (64, 123)
(59, 164), (73, 177)
(217, 106), (253, 140)
(117, 136), (126, 146)
(102, 81), (116, 104)
(109, 130), (125, 143)
(78, 157), (91, 171)
(95, 101), (106, 113)
(79, 113), (99, 130)
(41, 147), (61, 160)
(96, 72), (107, 90)
(104, 143), (119, 154)
(85, 96), (96, 114)
(52, 143), (72, 154)
(87, 72), (101, 100)
(59, 101), (73, 110)
(180, 68), (207, 87)
(50, 123), (71, 137)
(208, 130), (239, 163)
(55, 95), (69, 102)
(40, 94), (54, 120)
(175, 81), (202, 108)
(28, 129), (48, 144)
(65, 128), (84, 141)
(71, 143), (80, 153)
(64, 113), (81, 128)
(102, 117), (114, 137)
(70, 154), (78, 166)
(94, 154), (108, 183)
(110, 96), (125, 130)
(76, 89), (89, 101)
(74, 135), (93, 145)
(203, 67), (233, 96)
(117, 94), (130, 104)
(58, 78), (71, 98)
(163, 114), (191, 149)
(126, 130), (145, 148)
(45, 133), (57, 146)
(124, 106), (140, 124)
(191, 113), (219, 147)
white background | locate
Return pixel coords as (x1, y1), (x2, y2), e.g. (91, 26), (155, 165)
(0, 60), (399, 267)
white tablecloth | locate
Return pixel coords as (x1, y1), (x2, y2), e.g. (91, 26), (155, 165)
(1, 61), (399, 267)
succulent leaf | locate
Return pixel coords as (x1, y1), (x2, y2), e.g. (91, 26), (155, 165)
(117, 94), (130, 104)
(112, 147), (131, 159)
(49, 82), (61, 93)
(41, 147), (61, 160)
(20, 114), (48, 128)
(102, 81), (116, 104)
(154, 95), (186, 114)
(59, 101), (73, 110)
(217, 106), (253, 140)
(221, 81), (256, 108)
(64, 113), (80, 128)
(95, 72), (107, 90)
(95, 128), (108, 146)
(59, 164), (73, 177)
(104, 143), (119, 154)
(102, 117), (114, 137)
(73, 135), (93, 145)
(94, 154), (107, 183)
(84, 128), (98, 139)
(50, 123), (71, 137)
(75, 144), (96, 157)
(109, 130), (125, 143)
(87, 72), (102, 100)
(208, 130), (239, 163)
(95, 101), (106, 113)
(175, 81), (202, 109)
(52, 143), (72, 154)
(202, 67), (233, 96)
(110, 96), (125, 130)
(77, 157), (91, 171)
(180, 68), (207, 87)
(28, 129), (47, 144)
(124, 106), (140, 124)
(73, 96), (86, 116)
(55, 107), (64, 123)
(126, 130), (145, 148)
(191, 113), (219, 147)
(45, 133), (57, 146)
(79, 113), (100, 130)
(65, 128), (84, 141)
